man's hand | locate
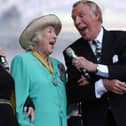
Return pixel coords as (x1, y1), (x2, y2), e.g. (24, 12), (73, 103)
(78, 75), (90, 86)
(72, 56), (97, 72)
(103, 79), (126, 94)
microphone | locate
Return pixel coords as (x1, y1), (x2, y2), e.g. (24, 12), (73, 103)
(65, 47), (90, 80)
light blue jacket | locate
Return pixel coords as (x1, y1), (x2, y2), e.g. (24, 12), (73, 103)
(11, 52), (67, 126)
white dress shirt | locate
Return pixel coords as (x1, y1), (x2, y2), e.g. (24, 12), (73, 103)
(89, 27), (108, 98)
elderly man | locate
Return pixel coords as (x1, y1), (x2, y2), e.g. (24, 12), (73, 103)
(63, 1), (126, 126)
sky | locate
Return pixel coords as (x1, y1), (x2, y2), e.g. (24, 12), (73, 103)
(1, 0), (126, 30)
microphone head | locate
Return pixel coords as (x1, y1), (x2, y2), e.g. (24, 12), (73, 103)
(65, 47), (76, 58)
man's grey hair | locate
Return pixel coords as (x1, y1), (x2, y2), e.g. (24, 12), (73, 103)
(72, 0), (103, 23)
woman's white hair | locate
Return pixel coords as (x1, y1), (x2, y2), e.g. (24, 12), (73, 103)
(26, 31), (41, 51)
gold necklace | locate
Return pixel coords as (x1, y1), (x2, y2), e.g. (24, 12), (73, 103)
(32, 50), (58, 86)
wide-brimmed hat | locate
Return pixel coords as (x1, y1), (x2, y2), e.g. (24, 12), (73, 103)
(19, 14), (62, 50)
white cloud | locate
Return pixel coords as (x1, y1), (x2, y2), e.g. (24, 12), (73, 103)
(0, 0), (126, 29)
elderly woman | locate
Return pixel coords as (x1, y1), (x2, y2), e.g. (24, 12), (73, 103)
(11, 14), (67, 126)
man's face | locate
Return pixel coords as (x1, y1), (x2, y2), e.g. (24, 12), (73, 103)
(72, 3), (101, 41)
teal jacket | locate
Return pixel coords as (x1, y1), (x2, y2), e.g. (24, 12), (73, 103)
(11, 52), (67, 126)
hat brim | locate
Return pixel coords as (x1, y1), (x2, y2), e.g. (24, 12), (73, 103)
(19, 14), (62, 50)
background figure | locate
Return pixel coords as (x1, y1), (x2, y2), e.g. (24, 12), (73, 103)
(0, 48), (17, 126)
(0, 48), (34, 126)
(11, 14), (67, 126)
(63, 1), (126, 126)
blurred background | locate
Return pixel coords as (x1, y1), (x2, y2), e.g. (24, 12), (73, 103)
(0, 0), (126, 65)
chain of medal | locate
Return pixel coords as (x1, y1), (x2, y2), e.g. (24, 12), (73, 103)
(32, 50), (58, 86)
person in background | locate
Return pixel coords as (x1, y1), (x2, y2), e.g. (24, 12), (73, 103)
(11, 14), (67, 126)
(0, 48), (34, 126)
(63, 0), (126, 126)
(0, 48), (17, 126)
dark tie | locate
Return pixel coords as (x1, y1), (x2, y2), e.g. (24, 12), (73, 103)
(93, 40), (102, 63)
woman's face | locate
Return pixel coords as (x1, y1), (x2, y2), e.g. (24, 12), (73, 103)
(37, 26), (57, 57)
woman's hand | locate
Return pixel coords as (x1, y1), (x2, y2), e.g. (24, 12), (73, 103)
(23, 97), (35, 122)
(78, 75), (90, 86)
(24, 106), (34, 122)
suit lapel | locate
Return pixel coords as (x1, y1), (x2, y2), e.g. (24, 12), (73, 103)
(75, 38), (97, 63)
(101, 29), (115, 64)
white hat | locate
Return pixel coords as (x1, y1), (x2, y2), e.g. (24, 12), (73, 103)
(19, 14), (62, 50)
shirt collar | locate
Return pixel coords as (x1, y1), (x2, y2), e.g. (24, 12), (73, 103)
(89, 27), (104, 44)
(94, 27), (103, 44)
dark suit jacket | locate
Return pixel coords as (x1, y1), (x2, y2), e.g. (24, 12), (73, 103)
(63, 29), (126, 126)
